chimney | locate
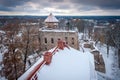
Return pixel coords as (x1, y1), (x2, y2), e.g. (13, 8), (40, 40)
(57, 39), (64, 50)
(44, 52), (52, 65)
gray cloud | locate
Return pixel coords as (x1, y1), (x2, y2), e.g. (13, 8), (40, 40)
(0, 0), (120, 15)
(0, 0), (29, 7)
(70, 0), (120, 9)
(49, 0), (64, 2)
(78, 6), (97, 11)
(0, 5), (13, 11)
(0, 0), (30, 11)
(57, 4), (72, 9)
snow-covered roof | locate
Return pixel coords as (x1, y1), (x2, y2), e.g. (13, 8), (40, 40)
(18, 57), (44, 80)
(94, 26), (107, 28)
(44, 13), (59, 23)
(18, 46), (97, 80)
(38, 47), (97, 80)
(39, 29), (77, 33)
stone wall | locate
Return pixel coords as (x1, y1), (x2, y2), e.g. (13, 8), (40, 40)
(84, 42), (106, 73)
(91, 50), (106, 73)
(39, 30), (79, 51)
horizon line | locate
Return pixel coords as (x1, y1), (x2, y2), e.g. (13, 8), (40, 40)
(0, 15), (120, 16)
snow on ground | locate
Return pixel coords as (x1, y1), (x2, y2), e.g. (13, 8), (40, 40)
(0, 30), (5, 34)
(0, 53), (2, 70)
(96, 42), (120, 80)
(16, 32), (22, 37)
(0, 45), (8, 80)
(78, 32), (120, 80)
(38, 47), (97, 80)
(0, 44), (8, 64)
(26, 53), (43, 70)
(78, 33), (83, 40)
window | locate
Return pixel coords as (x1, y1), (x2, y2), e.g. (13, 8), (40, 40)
(58, 38), (60, 40)
(66, 42), (68, 44)
(45, 47), (47, 50)
(72, 37), (74, 45)
(65, 37), (67, 40)
(65, 37), (68, 44)
(72, 42), (74, 45)
(44, 38), (47, 43)
(38, 37), (41, 42)
(72, 37), (74, 40)
(51, 38), (54, 43)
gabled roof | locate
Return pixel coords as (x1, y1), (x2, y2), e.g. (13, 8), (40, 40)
(38, 47), (97, 80)
(18, 41), (97, 80)
(44, 13), (59, 23)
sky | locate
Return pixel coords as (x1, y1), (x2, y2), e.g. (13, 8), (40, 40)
(0, 0), (120, 16)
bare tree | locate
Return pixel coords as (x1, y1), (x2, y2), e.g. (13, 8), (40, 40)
(110, 23), (120, 68)
(2, 25), (24, 80)
(21, 21), (40, 72)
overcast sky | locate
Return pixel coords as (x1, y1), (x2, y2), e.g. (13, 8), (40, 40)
(0, 0), (120, 15)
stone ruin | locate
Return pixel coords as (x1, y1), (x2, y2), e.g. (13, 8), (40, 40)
(84, 42), (106, 73)
(91, 50), (105, 73)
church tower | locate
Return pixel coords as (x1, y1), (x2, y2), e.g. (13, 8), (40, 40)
(44, 13), (59, 29)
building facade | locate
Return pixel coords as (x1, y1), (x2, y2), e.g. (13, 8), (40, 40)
(39, 30), (79, 51)
(39, 13), (79, 51)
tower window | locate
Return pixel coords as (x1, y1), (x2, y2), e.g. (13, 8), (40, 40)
(44, 38), (47, 43)
(51, 38), (54, 43)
